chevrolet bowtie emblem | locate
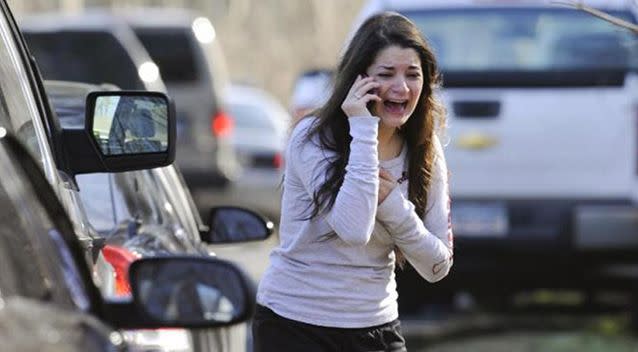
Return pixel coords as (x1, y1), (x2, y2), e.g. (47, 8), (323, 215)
(456, 133), (498, 150)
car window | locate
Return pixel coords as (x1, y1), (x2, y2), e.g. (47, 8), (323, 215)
(112, 170), (167, 227)
(76, 173), (120, 234)
(77, 171), (164, 235)
(0, 181), (49, 300)
(0, 143), (89, 310)
(47, 91), (85, 129)
(0, 11), (50, 169)
(78, 169), (199, 246)
(406, 8), (638, 72)
(150, 166), (201, 241)
(134, 28), (198, 83)
(24, 31), (145, 90)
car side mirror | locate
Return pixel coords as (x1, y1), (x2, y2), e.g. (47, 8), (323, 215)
(103, 257), (254, 329)
(130, 257), (253, 327)
(201, 206), (274, 244)
(60, 91), (176, 175)
(88, 92), (170, 156)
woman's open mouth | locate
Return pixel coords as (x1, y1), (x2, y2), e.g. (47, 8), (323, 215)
(383, 99), (408, 115)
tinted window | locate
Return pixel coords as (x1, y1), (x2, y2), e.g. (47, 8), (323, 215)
(0, 180), (49, 299)
(0, 14), (46, 165)
(406, 8), (638, 72)
(0, 146), (88, 310)
(135, 29), (198, 83)
(24, 31), (144, 89)
(48, 93), (85, 128)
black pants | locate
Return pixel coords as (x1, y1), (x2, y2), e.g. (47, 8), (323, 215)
(252, 305), (407, 352)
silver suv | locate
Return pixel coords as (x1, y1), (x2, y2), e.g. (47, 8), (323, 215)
(122, 8), (240, 189)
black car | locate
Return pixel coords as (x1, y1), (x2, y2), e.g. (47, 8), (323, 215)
(0, 131), (261, 350)
(0, 1), (269, 350)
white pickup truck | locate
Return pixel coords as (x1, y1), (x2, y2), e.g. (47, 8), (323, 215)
(353, 0), (638, 310)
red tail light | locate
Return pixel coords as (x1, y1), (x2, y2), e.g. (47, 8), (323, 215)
(211, 111), (234, 137)
(101, 245), (140, 297)
(273, 152), (283, 169)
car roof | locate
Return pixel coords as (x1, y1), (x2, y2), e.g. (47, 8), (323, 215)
(114, 7), (203, 29)
(19, 10), (133, 32)
(368, 0), (635, 11)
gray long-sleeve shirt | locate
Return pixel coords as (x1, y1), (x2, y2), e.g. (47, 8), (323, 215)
(256, 116), (453, 328)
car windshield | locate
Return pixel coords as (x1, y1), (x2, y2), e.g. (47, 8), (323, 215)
(134, 29), (198, 83)
(405, 8), (638, 72)
(24, 31), (144, 89)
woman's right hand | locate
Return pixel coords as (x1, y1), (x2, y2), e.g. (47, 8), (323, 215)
(378, 168), (397, 204)
(341, 75), (381, 118)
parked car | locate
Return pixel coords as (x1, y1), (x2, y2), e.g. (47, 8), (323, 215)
(221, 83), (290, 219)
(289, 68), (333, 122)
(0, 129), (260, 351)
(121, 7), (240, 189)
(46, 80), (274, 351)
(353, 0), (638, 310)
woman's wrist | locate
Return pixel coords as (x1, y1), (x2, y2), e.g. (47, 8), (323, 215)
(347, 116), (380, 139)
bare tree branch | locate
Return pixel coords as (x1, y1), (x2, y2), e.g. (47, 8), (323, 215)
(552, 0), (638, 33)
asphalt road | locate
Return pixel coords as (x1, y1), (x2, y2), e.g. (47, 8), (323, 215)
(411, 331), (638, 352)
(403, 312), (637, 351)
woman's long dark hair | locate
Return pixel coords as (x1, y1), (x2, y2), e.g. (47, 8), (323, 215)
(305, 12), (446, 223)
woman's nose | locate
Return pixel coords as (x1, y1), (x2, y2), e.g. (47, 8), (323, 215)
(391, 77), (409, 94)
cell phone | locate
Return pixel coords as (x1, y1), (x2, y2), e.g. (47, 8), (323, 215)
(362, 73), (378, 111)
(366, 87), (378, 111)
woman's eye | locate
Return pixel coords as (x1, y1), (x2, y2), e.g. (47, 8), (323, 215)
(377, 73), (392, 78)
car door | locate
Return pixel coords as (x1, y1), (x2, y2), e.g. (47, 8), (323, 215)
(0, 133), (124, 352)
